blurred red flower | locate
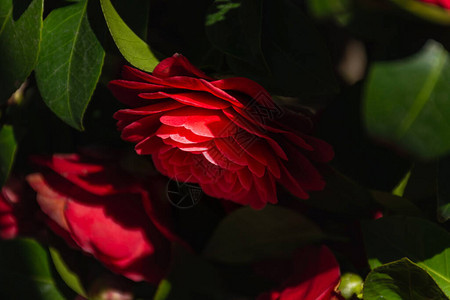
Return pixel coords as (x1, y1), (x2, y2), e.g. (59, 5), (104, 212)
(0, 176), (39, 239)
(255, 245), (341, 300)
(26, 152), (182, 284)
(418, 0), (450, 9)
(109, 54), (333, 209)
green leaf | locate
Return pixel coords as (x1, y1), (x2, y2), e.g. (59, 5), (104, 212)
(307, 169), (375, 217)
(0, 0), (43, 104)
(153, 279), (172, 300)
(370, 190), (422, 217)
(0, 125), (17, 187)
(206, 0), (338, 96)
(362, 216), (450, 296)
(0, 238), (66, 300)
(203, 205), (325, 263)
(100, 0), (159, 72)
(364, 40), (450, 160)
(306, 0), (351, 20)
(392, 170), (411, 197)
(35, 0), (105, 130)
(364, 258), (448, 300)
(49, 247), (87, 298)
(157, 246), (226, 300)
(438, 155), (450, 222)
(390, 0), (450, 25)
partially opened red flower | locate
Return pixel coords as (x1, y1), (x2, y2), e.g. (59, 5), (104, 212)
(26, 152), (182, 284)
(109, 54), (333, 209)
(255, 245), (341, 300)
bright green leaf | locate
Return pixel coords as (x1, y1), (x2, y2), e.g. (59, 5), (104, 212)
(0, 0), (43, 104)
(100, 0), (159, 72)
(203, 205), (325, 263)
(362, 216), (450, 296)
(0, 125), (17, 187)
(364, 40), (450, 160)
(0, 238), (66, 300)
(364, 258), (448, 300)
(35, 0), (105, 130)
(49, 247), (87, 298)
(392, 170), (411, 197)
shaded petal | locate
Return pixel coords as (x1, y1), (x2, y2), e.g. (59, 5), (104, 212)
(108, 79), (172, 107)
(135, 136), (170, 155)
(139, 91), (230, 110)
(122, 114), (162, 143)
(153, 54), (213, 80)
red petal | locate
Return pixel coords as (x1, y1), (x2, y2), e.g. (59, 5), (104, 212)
(108, 79), (171, 107)
(160, 107), (235, 138)
(214, 138), (249, 166)
(121, 114), (162, 143)
(140, 91), (230, 110)
(135, 135), (169, 155)
(152, 54), (213, 80)
(253, 175), (277, 205)
(299, 134), (335, 163)
(114, 101), (184, 117)
(278, 162), (309, 199)
(283, 145), (325, 191)
(162, 138), (212, 152)
(212, 77), (276, 108)
(156, 125), (212, 144)
(280, 246), (340, 300)
(64, 193), (170, 283)
(223, 108), (288, 160)
(26, 173), (70, 232)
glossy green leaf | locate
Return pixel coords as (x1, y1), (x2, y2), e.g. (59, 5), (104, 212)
(0, 0), (43, 104)
(206, 0), (337, 96)
(203, 205), (325, 263)
(49, 247), (87, 298)
(0, 125), (17, 187)
(35, 0), (105, 130)
(100, 0), (159, 72)
(438, 155), (450, 222)
(362, 216), (450, 296)
(364, 258), (448, 300)
(0, 238), (65, 300)
(364, 40), (450, 160)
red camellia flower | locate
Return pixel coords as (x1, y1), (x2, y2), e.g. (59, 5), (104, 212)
(418, 0), (450, 9)
(26, 152), (182, 283)
(255, 245), (341, 300)
(109, 54), (333, 209)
